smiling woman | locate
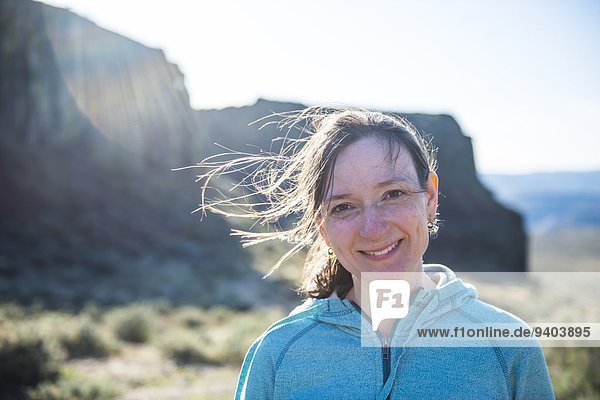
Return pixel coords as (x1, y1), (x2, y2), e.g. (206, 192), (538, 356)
(194, 107), (555, 399)
(319, 137), (437, 275)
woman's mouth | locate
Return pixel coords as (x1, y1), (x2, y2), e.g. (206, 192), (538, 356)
(361, 240), (401, 257)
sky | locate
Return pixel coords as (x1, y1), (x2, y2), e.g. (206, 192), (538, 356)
(41, 0), (600, 174)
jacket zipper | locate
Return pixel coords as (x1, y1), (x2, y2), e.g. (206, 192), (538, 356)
(381, 336), (391, 400)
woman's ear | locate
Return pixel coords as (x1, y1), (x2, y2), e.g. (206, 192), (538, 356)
(317, 218), (331, 247)
(426, 171), (439, 215)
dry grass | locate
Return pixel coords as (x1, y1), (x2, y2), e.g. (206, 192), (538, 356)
(2, 228), (598, 399)
(0, 303), (284, 399)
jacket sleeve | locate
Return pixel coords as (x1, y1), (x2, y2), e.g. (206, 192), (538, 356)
(511, 345), (555, 400)
(235, 335), (276, 400)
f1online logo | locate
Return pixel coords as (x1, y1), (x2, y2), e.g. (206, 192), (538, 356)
(369, 280), (410, 331)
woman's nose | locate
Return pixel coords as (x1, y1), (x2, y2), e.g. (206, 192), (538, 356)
(358, 206), (390, 240)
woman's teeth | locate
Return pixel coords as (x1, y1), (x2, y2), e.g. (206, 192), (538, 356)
(364, 241), (399, 256)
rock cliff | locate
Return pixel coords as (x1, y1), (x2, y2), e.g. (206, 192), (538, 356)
(196, 100), (526, 272)
(0, 0), (525, 308)
(0, 0), (290, 308)
(0, 0), (95, 144)
(40, 3), (205, 167)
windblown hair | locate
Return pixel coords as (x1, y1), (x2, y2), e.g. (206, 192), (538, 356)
(191, 106), (437, 299)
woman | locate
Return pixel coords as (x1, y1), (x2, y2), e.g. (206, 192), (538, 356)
(196, 107), (554, 399)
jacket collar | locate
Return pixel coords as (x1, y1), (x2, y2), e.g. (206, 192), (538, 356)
(290, 264), (478, 343)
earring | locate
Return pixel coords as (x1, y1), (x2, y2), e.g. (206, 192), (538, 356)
(427, 221), (439, 234)
(327, 248), (336, 260)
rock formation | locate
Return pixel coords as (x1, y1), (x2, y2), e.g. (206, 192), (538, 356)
(196, 100), (526, 272)
(40, 3), (206, 168)
(0, 0), (95, 144)
(0, 0), (525, 308)
(0, 0), (290, 308)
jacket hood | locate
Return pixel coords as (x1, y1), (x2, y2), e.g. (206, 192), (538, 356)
(290, 264), (478, 345)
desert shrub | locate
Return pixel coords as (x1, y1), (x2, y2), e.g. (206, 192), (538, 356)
(159, 329), (215, 365)
(148, 298), (172, 315)
(197, 337), (242, 365)
(204, 306), (236, 325)
(0, 325), (61, 394)
(547, 347), (600, 400)
(175, 306), (205, 329)
(0, 302), (26, 321)
(106, 304), (156, 343)
(160, 306), (260, 366)
(200, 307), (284, 365)
(27, 378), (121, 400)
(81, 303), (103, 323)
(59, 319), (118, 359)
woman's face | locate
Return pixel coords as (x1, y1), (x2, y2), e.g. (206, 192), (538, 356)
(318, 136), (438, 276)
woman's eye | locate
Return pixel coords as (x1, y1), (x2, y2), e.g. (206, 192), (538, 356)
(331, 203), (352, 214)
(385, 190), (405, 200)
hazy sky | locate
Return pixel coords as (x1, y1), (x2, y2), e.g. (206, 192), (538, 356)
(41, 0), (599, 174)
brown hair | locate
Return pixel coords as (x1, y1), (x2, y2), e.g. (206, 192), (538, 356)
(192, 106), (437, 299)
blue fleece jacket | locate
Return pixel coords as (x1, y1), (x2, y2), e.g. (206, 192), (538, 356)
(235, 265), (555, 399)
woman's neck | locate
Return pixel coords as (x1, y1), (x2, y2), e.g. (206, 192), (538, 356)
(345, 270), (438, 337)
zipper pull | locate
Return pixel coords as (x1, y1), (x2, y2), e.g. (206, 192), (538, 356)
(382, 336), (390, 359)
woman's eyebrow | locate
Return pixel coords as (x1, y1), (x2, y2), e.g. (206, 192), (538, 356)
(324, 193), (351, 202)
(375, 176), (416, 188)
(324, 177), (416, 202)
